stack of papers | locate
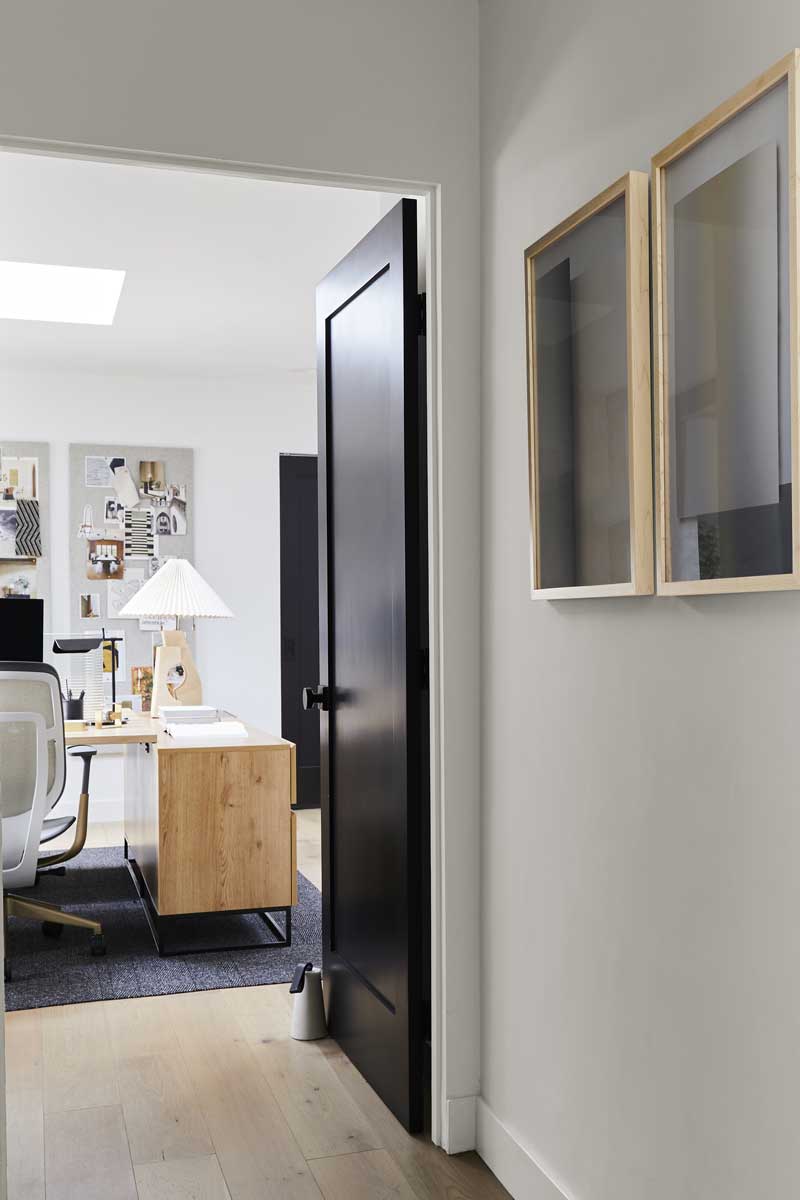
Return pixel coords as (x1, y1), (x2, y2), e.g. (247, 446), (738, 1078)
(165, 720), (248, 741)
(160, 705), (222, 724)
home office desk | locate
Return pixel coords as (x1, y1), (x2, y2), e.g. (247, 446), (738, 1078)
(65, 717), (297, 955)
(64, 714), (158, 748)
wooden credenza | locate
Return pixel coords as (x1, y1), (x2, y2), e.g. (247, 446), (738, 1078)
(123, 723), (297, 954)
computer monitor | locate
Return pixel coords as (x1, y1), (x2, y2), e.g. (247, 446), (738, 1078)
(0, 597), (44, 662)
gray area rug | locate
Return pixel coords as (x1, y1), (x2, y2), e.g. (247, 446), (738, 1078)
(4, 846), (322, 1011)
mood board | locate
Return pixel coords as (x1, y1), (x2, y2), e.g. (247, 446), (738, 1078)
(0, 441), (52, 625)
(69, 443), (194, 707)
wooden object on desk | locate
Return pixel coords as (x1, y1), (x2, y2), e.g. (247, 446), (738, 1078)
(64, 714), (158, 747)
(124, 723), (297, 922)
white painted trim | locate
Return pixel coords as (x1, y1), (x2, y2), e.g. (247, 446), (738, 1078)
(0, 134), (454, 1150)
(444, 1094), (477, 1154)
(477, 1099), (572, 1200)
(0, 818), (6, 1200)
(88, 798), (124, 824)
(425, 183), (447, 1149)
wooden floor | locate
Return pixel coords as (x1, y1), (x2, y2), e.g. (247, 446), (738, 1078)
(5, 815), (509, 1199)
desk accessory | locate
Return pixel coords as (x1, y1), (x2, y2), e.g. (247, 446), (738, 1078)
(290, 963), (327, 1040)
(52, 635), (104, 721)
(159, 704), (221, 723)
(165, 720), (247, 740)
(117, 558), (233, 716)
(62, 684), (85, 721)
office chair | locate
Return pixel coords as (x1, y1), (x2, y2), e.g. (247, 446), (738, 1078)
(0, 661), (105, 980)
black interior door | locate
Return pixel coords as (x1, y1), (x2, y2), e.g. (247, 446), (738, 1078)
(279, 454), (320, 808)
(313, 198), (427, 1131)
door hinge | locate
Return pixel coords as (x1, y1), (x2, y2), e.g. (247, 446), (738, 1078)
(417, 293), (427, 337)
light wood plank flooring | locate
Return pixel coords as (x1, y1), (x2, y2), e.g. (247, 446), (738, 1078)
(5, 985), (510, 1199)
(7, 810), (507, 1198)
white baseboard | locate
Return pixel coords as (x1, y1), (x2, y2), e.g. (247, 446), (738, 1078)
(443, 1094), (477, 1154)
(90, 798), (124, 823)
(477, 1099), (570, 1200)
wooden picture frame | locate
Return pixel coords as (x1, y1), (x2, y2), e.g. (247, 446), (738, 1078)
(652, 51), (800, 595)
(524, 171), (653, 598)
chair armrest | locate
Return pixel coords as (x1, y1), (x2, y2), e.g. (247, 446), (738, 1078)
(67, 744), (97, 797)
(38, 745), (98, 870)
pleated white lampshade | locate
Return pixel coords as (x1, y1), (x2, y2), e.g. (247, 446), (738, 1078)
(118, 558), (234, 620)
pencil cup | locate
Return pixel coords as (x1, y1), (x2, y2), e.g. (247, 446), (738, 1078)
(64, 697), (84, 721)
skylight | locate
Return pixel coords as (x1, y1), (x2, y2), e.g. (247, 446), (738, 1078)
(0, 261), (126, 325)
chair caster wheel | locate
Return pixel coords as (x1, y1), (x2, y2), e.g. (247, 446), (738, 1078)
(42, 921), (64, 938)
(90, 934), (106, 957)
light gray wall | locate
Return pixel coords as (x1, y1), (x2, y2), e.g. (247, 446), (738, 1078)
(0, 0), (481, 1143)
(480, 3), (800, 1198)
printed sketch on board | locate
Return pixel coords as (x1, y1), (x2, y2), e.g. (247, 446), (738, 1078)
(85, 455), (126, 488)
(108, 568), (146, 619)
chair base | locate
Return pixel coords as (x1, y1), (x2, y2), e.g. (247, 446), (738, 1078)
(4, 893), (105, 980)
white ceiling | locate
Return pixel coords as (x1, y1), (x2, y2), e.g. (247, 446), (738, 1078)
(0, 151), (396, 375)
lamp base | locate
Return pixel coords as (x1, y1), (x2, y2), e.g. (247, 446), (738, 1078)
(151, 630), (202, 717)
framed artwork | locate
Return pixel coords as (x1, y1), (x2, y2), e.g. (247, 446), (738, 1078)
(524, 171), (653, 598)
(652, 51), (799, 594)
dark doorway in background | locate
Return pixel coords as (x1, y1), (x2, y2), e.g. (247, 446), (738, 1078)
(279, 453), (320, 809)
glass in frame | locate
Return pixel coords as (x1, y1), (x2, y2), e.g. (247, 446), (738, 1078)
(524, 171), (653, 598)
(653, 52), (799, 594)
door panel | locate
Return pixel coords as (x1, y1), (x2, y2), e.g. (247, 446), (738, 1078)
(279, 454), (320, 808)
(316, 198), (426, 1131)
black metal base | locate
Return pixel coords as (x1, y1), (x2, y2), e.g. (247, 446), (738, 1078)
(124, 842), (292, 957)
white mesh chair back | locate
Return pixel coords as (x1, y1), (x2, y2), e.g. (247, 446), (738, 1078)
(0, 663), (66, 887)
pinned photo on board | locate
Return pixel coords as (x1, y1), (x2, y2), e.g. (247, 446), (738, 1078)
(86, 537), (124, 580)
(0, 454), (38, 501)
(0, 504), (18, 557)
(156, 483), (188, 535)
(79, 592), (101, 620)
(103, 496), (125, 526)
(139, 460), (166, 498)
(131, 665), (154, 713)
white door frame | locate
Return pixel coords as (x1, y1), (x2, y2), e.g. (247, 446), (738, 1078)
(0, 134), (452, 1148)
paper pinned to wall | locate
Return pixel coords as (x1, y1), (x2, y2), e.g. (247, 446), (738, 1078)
(108, 567), (146, 619)
(112, 464), (140, 509)
(15, 497), (42, 557)
(0, 454), (38, 500)
(86, 454), (126, 488)
(124, 508), (155, 558)
(0, 504), (18, 556)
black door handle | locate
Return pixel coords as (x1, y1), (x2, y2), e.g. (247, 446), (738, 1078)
(303, 685), (329, 712)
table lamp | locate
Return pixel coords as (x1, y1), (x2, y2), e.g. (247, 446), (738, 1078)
(118, 558), (233, 717)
